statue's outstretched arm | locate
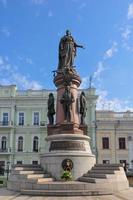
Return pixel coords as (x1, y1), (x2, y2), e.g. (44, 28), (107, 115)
(75, 42), (85, 49)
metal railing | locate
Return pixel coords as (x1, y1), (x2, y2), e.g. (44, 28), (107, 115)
(0, 121), (13, 126)
(40, 121), (46, 126)
(0, 149), (8, 152)
(0, 148), (11, 153)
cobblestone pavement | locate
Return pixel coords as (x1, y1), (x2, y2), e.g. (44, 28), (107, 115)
(0, 188), (133, 200)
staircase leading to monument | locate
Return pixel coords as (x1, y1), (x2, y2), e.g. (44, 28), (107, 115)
(78, 164), (129, 191)
(7, 164), (54, 192)
(7, 163), (129, 196)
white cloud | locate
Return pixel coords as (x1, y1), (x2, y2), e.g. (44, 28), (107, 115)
(127, 3), (133, 19)
(18, 56), (33, 65)
(48, 10), (53, 18)
(0, 78), (11, 85)
(120, 25), (133, 52)
(12, 73), (42, 90)
(31, 0), (46, 5)
(25, 57), (33, 65)
(0, 0), (7, 7)
(79, 2), (86, 9)
(80, 62), (106, 89)
(80, 76), (90, 89)
(28, 81), (43, 90)
(93, 62), (105, 81)
(122, 42), (133, 52)
(104, 42), (118, 59)
(1, 27), (10, 37)
(17, 56), (23, 61)
(0, 56), (4, 65)
(4, 56), (9, 62)
(96, 89), (132, 111)
(121, 26), (131, 40)
(0, 55), (43, 90)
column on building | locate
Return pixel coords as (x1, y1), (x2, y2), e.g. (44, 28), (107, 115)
(85, 87), (98, 156)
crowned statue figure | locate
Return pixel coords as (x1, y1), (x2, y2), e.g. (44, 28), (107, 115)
(58, 30), (84, 70)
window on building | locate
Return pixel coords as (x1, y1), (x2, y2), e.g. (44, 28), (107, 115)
(1, 136), (7, 151)
(33, 136), (38, 152)
(18, 112), (24, 126)
(119, 137), (126, 149)
(102, 137), (109, 149)
(0, 161), (5, 176)
(16, 161), (22, 165)
(18, 136), (23, 152)
(32, 160), (38, 165)
(2, 113), (8, 126)
(33, 112), (39, 125)
(103, 160), (110, 164)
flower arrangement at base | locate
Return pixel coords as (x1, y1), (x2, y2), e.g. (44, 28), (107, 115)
(61, 170), (72, 181)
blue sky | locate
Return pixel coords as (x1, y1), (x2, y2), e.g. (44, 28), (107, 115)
(0, 0), (133, 111)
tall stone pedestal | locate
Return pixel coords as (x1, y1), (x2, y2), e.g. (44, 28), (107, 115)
(40, 68), (96, 180)
(40, 134), (95, 180)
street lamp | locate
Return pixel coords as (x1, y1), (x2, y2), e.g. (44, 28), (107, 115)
(114, 120), (120, 163)
(6, 161), (10, 180)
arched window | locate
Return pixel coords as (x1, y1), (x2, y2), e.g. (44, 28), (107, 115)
(1, 136), (7, 151)
(33, 136), (38, 152)
(18, 136), (23, 152)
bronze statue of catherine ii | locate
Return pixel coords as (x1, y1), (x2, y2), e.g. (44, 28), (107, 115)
(58, 30), (84, 70)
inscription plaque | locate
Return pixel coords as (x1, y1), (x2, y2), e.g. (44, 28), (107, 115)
(49, 141), (85, 151)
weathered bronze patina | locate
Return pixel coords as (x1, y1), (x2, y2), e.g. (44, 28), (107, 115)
(58, 30), (84, 69)
(47, 93), (55, 125)
(80, 91), (87, 125)
(62, 159), (73, 171)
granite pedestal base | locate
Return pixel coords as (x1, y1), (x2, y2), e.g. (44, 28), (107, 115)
(40, 134), (95, 180)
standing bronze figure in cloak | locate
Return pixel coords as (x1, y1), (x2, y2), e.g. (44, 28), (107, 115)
(58, 30), (84, 69)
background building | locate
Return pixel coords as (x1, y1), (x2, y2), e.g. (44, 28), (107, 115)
(96, 110), (133, 169)
(0, 85), (97, 178)
(1, 84), (133, 178)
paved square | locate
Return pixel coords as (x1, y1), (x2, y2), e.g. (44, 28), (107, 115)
(0, 188), (133, 200)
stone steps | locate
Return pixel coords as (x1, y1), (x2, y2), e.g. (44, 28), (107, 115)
(7, 164), (54, 191)
(37, 178), (54, 183)
(11, 170), (44, 175)
(92, 166), (121, 170)
(14, 167), (43, 171)
(83, 172), (124, 179)
(78, 163), (129, 190)
(21, 189), (112, 196)
(78, 177), (96, 183)
(21, 180), (118, 191)
(83, 173), (107, 179)
(27, 174), (45, 179)
(95, 164), (123, 167)
(12, 164), (41, 168)
(7, 163), (129, 194)
(9, 173), (51, 181)
(88, 169), (115, 174)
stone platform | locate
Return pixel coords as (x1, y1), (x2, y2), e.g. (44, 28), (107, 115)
(1, 188), (133, 199)
(7, 163), (129, 196)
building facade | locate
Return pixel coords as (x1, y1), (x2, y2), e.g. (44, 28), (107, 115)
(96, 110), (133, 169)
(0, 85), (97, 176)
(1, 85), (133, 176)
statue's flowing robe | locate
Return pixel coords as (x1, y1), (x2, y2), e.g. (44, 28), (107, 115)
(58, 35), (76, 69)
